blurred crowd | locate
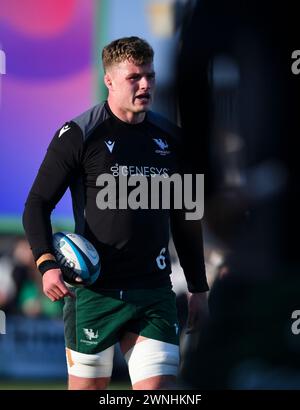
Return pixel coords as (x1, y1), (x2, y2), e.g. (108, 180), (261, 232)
(0, 236), (63, 318)
(0, 233), (223, 323)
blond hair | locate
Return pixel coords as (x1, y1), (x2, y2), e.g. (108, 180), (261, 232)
(102, 36), (154, 72)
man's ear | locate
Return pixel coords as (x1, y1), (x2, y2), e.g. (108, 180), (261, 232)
(104, 73), (113, 90)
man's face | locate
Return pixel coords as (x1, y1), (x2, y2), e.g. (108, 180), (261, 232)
(105, 59), (155, 114)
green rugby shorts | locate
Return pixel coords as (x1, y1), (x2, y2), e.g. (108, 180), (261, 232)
(63, 286), (180, 354)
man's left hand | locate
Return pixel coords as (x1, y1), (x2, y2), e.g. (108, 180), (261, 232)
(186, 292), (209, 334)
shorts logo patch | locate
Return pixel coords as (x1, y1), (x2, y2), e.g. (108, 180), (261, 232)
(81, 328), (99, 345)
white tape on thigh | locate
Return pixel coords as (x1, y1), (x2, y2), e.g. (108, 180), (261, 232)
(124, 339), (180, 385)
(66, 346), (114, 378)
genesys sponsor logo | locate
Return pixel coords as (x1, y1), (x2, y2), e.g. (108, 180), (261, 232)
(110, 163), (169, 178)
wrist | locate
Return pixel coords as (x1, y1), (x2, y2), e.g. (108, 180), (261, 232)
(36, 253), (56, 267)
(38, 260), (60, 275)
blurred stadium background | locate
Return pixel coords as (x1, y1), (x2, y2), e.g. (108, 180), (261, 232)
(0, 0), (207, 390)
(1, 0), (300, 390)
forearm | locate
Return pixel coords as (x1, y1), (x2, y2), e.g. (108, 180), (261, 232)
(186, 291), (209, 333)
(23, 193), (56, 261)
(170, 210), (209, 293)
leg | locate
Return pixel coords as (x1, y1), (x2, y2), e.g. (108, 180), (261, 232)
(132, 375), (177, 390)
(66, 346), (114, 390)
(68, 375), (110, 390)
(63, 287), (129, 390)
(120, 332), (179, 390)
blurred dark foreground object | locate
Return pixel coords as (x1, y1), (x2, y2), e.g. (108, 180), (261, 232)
(177, 0), (300, 388)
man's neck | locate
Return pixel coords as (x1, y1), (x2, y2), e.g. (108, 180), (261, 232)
(107, 98), (145, 124)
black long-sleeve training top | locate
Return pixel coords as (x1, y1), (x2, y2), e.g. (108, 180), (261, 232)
(23, 101), (209, 292)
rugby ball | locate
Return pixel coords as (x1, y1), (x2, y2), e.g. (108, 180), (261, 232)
(52, 232), (100, 287)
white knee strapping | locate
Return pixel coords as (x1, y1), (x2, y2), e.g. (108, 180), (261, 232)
(124, 339), (180, 385)
(66, 346), (114, 378)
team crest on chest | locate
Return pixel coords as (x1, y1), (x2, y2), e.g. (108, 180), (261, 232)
(153, 138), (170, 156)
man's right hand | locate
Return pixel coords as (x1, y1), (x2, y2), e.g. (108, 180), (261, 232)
(42, 269), (76, 301)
